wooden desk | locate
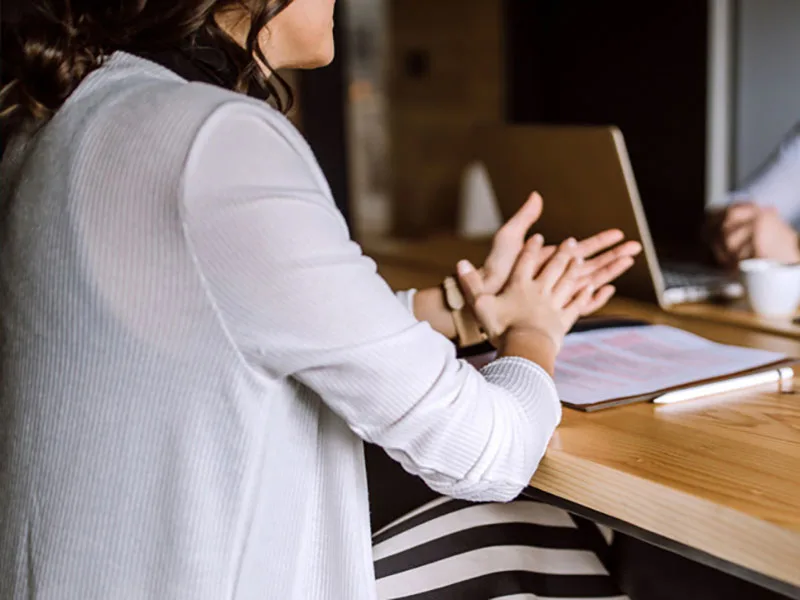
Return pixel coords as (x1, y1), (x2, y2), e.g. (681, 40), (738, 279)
(671, 299), (800, 341)
(368, 239), (800, 598)
(530, 300), (800, 598)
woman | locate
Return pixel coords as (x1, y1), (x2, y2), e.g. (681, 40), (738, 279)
(0, 1), (640, 598)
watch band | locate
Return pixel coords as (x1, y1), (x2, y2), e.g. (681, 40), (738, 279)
(442, 276), (489, 347)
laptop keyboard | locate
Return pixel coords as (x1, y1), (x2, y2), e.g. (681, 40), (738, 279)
(660, 261), (744, 304)
(662, 268), (731, 289)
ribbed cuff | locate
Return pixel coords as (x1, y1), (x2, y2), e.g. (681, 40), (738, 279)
(395, 289), (418, 316)
(480, 357), (562, 431)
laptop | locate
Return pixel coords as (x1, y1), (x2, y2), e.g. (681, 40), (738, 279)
(476, 124), (743, 307)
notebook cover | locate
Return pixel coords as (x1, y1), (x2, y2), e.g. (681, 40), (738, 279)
(570, 357), (798, 412)
(457, 315), (797, 413)
(456, 315), (649, 359)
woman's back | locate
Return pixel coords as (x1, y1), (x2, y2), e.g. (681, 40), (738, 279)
(0, 52), (377, 599)
(0, 47), (569, 599)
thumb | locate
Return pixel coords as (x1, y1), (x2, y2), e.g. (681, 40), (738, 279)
(457, 260), (507, 339)
(483, 192), (544, 291)
(512, 233), (545, 283)
(456, 260), (484, 305)
(503, 191), (544, 238)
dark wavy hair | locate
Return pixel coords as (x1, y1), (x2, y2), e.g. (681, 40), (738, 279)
(0, 0), (295, 135)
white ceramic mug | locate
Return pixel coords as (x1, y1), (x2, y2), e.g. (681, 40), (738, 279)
(739, 259), (800, 318)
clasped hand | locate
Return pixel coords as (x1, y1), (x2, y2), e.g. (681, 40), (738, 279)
(457, 192), (642, 352)
(707, 201), (800, 267)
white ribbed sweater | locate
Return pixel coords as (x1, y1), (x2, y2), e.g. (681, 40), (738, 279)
(0, 53), (561, 599)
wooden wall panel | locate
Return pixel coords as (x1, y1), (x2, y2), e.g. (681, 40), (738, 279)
(388, 0), (504, 236)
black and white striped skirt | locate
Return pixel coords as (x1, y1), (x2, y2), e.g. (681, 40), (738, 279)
(373, 497), (627, 600)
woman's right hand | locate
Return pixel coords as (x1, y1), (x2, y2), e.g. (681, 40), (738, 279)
(457, 234), (593, 372)
(477, 192), (640, 315)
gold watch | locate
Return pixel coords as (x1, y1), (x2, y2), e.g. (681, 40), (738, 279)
(442, 276), (489, 347)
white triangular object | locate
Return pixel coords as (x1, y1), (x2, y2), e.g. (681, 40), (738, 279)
(457, 160), (503, 238)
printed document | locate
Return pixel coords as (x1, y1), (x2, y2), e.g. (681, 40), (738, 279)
(466, 325), (786, 406)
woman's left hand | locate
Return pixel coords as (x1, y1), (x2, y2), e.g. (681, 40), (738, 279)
(477, 192), (642, 316)
(410, 191), (641, 341)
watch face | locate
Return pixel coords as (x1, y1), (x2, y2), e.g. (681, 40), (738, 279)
(456, 340), (495, 359)
(569, 316), (649, 334)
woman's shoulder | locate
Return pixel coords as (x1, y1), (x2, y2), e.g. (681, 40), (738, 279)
(74, 53), (300, 153)
(62, 52), (328, 196)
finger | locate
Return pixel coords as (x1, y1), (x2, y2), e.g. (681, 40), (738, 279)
(534, 244), (557, 273)
(722, 206), (757, 236)
(574, 229), (625, 259)
(525, 234), (552, 277)
(582, 256), (635, 290)
(538, 238), (576, 290)
(580, 285), (616, 316)
(482, 245), (519, 293)
(564, 285), (594, 327)
(456, 260), (485, 306)
(482, 250), (518, 293)
(471, 294), (506, 340)
(723, 202), (759, 227)
(712, 235), (746, 268)
(722, 223), (752, 254)
(511, 233), (545, 284)
(577, 241), (642, 277)
(552, 257), (584, 306)
(732, 240), (754, 263)
(502, 191), (544, 238)
(484, 192), (544, 289)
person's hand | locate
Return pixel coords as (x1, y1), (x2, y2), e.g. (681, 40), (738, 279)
(457, 235), (593, 353)
(752, 207), (800, 263)
(473, 191), (642, 315)
(708, 202), (758, 266)
(710, 202), (800, 266)
(408, 190), (641, 342)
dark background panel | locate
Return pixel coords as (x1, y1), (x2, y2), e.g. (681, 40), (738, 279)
(506, 0), (709, 250)
(299, 4), (351, 225)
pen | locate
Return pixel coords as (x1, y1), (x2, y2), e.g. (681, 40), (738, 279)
(652, 367), (795, 405)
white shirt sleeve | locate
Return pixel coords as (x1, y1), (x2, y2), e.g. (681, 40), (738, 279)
(730, 122), (800, 228)
(394, 289), (417, 315)
(179, 103), (561, 502)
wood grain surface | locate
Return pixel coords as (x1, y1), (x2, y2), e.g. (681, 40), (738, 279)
(671, 298), (800, 340)
(366, 235), (800, 590)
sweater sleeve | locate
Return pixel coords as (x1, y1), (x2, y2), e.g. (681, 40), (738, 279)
(394, 289), (417, 315)
(180, 102), (561, 502)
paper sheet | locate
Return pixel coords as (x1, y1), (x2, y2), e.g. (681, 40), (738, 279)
(466, 325), (787, 406)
